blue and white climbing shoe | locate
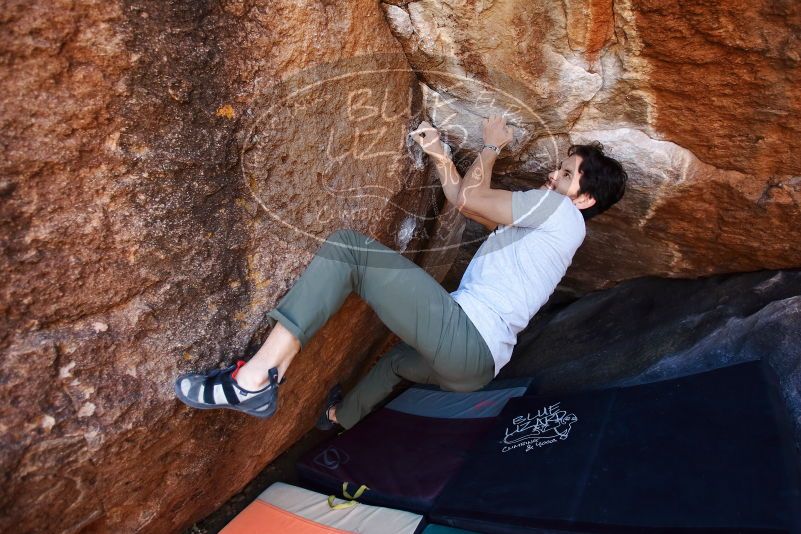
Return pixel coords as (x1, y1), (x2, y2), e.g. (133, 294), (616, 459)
(174, 360), (280, 419)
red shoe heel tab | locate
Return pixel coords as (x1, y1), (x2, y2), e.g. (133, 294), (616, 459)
(231, 359), (247, 380)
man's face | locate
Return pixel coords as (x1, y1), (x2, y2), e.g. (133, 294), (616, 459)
(540, 154), (596, 211)
(543, 154), (583, 197)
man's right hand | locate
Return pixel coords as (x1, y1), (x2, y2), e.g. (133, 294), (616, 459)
(409, 120), (445, 156)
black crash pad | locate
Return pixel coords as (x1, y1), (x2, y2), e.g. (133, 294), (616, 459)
(430, 361), (801, 533)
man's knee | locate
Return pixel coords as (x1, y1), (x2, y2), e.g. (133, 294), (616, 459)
(439, 374), (491, 393)
(388, 350), (409, 376)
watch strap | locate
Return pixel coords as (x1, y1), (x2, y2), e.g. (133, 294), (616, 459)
(482, 144), (501, 155)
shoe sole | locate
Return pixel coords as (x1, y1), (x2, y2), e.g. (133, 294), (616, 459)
(173, 373), (278, 419)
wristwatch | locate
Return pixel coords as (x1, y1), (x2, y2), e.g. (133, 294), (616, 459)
(482, 144), (501, 155)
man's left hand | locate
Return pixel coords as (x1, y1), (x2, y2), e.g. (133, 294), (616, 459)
(482, 113), (514, 150)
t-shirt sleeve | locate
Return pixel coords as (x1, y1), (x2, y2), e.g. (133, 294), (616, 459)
(510, 188), (565, 229)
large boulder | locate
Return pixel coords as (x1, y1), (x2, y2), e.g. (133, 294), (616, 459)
(3, 0), (800, 532)
(381, 0), (801, 292)
(0, 2), (436, 532)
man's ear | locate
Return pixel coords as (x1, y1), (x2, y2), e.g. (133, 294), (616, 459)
(573, 192), (596, 210)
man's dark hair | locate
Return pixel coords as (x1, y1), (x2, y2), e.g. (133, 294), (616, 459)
(568, 141), (628, 220)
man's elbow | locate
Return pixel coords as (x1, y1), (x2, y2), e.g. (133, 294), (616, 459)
(453, 195), (471, 215)
(458, 187), (483, 214)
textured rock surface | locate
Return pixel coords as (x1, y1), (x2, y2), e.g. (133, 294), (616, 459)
(3, 0), (801, 532)
(0, 2), (437, 533)
(382, 0), (801, 292)
(500, 268), (801, 453)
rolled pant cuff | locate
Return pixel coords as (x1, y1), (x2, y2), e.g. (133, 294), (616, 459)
(265, 308), (308, 348)
(334, 403), (359, 430)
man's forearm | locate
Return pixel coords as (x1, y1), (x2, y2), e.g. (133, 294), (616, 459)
(458, 146), (497, 211)
(430, 150), (465, 210)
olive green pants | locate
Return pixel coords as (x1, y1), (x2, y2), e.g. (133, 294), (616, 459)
(264, 228), (495, 429)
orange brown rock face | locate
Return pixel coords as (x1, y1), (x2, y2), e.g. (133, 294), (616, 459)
(382, 0), (800, 292)
(2, 0), (800, 532)
(632, 0), (801, 177)
(1, 1), (432, 533)
(563, 0), (801, 290)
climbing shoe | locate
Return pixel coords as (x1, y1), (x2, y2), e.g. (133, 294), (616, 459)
(315, 383), (343, 431)
(174, 360), (280, 419)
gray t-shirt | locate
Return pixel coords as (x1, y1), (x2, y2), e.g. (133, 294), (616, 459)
(449, 189), (586, 375)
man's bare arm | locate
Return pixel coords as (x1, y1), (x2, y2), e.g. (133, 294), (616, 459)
(429, 150), (466, 210)
(430, 150), (500, 231)
(409, 121), (466, 210)
(409, 119), (505, 231)
(462, 206), (499, 232)
(457, 114), (513, 227)
(416, 131), (496, 228)
(458, 147), (500, 231)
(458, 147), (497, 205)
(461, 188), (515, 225)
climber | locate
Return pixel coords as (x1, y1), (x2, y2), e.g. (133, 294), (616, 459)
(173, 113), (628, 430)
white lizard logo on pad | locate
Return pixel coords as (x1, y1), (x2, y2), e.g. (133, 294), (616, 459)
(500, 402), (577, 452)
